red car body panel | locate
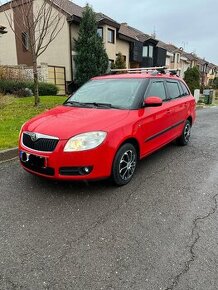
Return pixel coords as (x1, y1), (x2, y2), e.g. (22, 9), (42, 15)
(19, 73), (196, 181)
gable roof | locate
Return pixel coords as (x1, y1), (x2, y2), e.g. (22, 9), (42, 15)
(119, 23), (155, 43)
(52, 0), (119, 27)
(51, 0), (84, 17)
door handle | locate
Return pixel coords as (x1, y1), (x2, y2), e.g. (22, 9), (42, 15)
(167, 109), (171, 113)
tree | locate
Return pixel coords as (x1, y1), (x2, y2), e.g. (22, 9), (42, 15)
(74, 4), (108, 87)
(3, 0), (64, 106)
(212, 77), (218, 89)
(113, 52), (126, 70)
(184, 66), (200, 94)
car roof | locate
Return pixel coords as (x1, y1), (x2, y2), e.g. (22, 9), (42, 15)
(92, 73), (182, 81)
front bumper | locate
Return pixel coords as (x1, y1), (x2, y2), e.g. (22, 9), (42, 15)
(19, 139), (114, 180)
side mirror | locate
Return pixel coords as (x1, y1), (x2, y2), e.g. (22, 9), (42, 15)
(143, 96), (163, 107)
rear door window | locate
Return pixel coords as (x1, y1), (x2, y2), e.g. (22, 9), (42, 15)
(166, 81), (182, 99)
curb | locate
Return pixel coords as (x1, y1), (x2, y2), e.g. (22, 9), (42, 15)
(0, 147), (18, 163)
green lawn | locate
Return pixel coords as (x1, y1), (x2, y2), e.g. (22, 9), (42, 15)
(0, 95), (66, 150)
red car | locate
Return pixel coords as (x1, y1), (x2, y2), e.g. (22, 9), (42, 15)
(19, 68), (196, 185)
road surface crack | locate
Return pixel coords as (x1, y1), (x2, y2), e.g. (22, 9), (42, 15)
(165, 193), (218, 290)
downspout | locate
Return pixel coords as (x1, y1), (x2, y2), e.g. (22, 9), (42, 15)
(68, 21), (73, 85)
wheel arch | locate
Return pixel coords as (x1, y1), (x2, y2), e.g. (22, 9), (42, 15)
(187, 116), (193, 126)
(116, 137), (140, 160)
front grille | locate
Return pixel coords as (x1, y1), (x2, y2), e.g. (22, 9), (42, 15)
(22, 132), (59, 152)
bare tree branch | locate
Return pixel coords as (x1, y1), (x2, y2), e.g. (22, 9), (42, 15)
(1, 0), (65, 105)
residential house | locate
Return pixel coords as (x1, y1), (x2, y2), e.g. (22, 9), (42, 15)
(206, 63), (217, 86)
(157, 42), (190, 78)
(119, 23), (166, 68)
(0, 0), (216, 92)
(0, 0), (131, 92)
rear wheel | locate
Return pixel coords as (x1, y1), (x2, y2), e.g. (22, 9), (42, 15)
(177, 120), (191, 146)
(112, 143), (137, 186)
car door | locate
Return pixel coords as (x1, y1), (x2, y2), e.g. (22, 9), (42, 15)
(139, 79), (175, 157)
(165, 80), (188, 138)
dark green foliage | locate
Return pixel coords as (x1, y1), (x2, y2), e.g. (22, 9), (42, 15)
(74, 4), (109, 87)
(213, 77), (218, 89)
(0, 79), (58, 96)
(184, 67), (200, 94)
(113, 52), (126, 69)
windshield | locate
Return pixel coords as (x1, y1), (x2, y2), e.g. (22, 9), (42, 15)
(65, 79), (145, 109)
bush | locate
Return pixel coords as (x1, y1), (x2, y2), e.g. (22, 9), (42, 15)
(184, 67), (200, 94)
(0, 79), (58, 96)
(14, 88), (33, 98)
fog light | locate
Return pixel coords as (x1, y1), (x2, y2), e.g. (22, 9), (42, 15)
(84, 167), (90, 173)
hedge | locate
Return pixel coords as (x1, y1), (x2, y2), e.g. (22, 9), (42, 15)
(0, 80), (58, 96)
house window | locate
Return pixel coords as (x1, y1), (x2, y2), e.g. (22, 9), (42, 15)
(148, 45), (153, 58)
(142, 46), (148, 57)
(176, 53), (180, 63)
(22, 32), (29, 51)
(142, 45), (153, 58)
(108, 29), (115, 43)
(97, 27), (103, 38)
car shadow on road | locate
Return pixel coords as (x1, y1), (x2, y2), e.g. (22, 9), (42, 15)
(22, 142), (182, 197)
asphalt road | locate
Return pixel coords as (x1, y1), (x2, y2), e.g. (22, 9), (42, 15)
(0, 107), (218, 290)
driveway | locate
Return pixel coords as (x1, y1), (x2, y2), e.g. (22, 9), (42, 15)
(0, 107), (218, 290)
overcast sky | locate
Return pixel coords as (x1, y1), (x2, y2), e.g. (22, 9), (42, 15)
(74, 0), (218, 64)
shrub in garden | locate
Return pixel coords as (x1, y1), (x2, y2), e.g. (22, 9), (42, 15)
(0, 80), (58, 96)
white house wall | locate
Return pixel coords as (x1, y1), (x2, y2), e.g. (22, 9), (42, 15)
(0, 8), (17, 65)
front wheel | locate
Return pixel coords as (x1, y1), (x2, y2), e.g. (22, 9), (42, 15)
(111, 143), (137, 186)
(176, 120), (191, 146)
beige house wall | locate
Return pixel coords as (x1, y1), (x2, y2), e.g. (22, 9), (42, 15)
(116, 39), (129, 68)
(34, 0), (71, 81)
(0, 9), (17, 65)
(102, 25), (117, 61)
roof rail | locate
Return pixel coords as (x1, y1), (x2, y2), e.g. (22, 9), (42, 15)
(110, 66), (168, 74)
(110, 66), (181, 76)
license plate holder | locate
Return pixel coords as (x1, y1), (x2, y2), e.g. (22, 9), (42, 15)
(20, 151), (47, 168)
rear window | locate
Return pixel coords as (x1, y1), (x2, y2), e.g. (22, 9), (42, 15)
(179, 81), (190, 96)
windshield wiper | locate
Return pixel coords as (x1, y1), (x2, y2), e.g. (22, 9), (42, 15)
(83, 102), (112, 108)
(64, 101), (122, 109)
(64, 101), (93, 107)
(83, 102), (123, 109)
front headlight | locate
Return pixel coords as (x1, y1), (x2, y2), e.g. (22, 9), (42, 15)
(64, 131), (107, 152)
(19, 123), (25, 140)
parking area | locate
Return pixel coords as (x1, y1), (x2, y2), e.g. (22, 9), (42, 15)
(0, 107), (218, 290)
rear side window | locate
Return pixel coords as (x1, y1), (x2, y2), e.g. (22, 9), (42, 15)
(166, 81), (181, 99)
(179, 81), (190, 96)
(147, 81), (166, 100)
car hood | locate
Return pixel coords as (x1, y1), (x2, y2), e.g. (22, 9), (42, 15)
(23, 105), (130, 140)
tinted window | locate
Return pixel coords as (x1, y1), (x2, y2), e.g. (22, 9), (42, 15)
(180, 81), (190, 96)
(147, 81), (166, 100)
(167, 81), (181, 99)
(108, 29), (115, 43)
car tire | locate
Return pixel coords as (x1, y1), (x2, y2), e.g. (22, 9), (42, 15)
(111, 143), (137, 186)
(176, 119), (191, 146)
